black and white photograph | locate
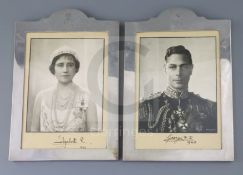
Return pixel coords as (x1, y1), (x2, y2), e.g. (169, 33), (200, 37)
(138, 33), (219, 134)
(9, 9), (119, 159)
(123, 9), (232, 160)
(24, 33), (105, 133)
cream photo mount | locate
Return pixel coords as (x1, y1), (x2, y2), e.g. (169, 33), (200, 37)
(123, 8), (233, 161)
(135, 31), (221, 150)
(22, 32), (108, 149)
(9, 9), (119, 161)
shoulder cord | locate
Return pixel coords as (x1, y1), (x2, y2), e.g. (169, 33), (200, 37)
(148, 102), (170, 129)
(160, 107), (170, 132)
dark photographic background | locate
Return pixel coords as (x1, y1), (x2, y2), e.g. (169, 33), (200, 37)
(0, 0), (241, 175)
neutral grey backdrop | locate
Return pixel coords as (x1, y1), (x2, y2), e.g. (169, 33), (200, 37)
(27, 38), (104, 131)
(0, 0), (241, 175)
(139, 37), (216, 101)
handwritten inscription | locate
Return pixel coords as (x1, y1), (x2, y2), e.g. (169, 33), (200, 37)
(53, 135), (86, 148)
(163, 134), (197, 144)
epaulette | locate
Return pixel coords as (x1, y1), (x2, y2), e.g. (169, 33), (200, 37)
(190, 92), (216, 105)
(140, 91), (163, 102)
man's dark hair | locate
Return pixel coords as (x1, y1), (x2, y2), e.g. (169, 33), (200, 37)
(49, 53), (80, 74)
(165, 45), (192, 64)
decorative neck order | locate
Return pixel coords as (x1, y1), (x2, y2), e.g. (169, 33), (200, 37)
(164, 86), (189, 99)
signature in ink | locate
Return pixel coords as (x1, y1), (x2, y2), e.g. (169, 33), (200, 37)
(163, 134), (197, 144)
(53, 135), (86, 148)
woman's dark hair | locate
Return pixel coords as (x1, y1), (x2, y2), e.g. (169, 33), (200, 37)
(49, 53), (80, 74)
(165, 45), (192, 64)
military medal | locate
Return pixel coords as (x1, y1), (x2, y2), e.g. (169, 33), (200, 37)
(175, 99), (188, 131)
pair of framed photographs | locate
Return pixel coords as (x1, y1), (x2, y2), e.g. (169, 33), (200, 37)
(9, 8), (234, 161)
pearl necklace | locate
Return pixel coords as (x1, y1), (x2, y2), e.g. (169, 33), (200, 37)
(51, 87), (75, 131)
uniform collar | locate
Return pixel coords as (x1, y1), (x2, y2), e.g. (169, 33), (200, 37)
(164, 86), (189, 99)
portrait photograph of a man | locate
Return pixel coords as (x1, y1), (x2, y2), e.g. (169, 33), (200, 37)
(138, 32), (220, 134)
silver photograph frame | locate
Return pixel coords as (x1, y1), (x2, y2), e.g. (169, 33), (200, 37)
(9, 9), (119, 161)
(123, 8), (234, 161)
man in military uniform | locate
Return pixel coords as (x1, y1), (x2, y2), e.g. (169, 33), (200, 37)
(139, 45), (217, 133)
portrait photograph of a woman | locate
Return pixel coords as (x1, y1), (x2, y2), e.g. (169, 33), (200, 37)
(25, 35), (105, 133)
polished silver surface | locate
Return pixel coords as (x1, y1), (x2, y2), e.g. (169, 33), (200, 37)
(9, 9), (119, 161)
(123, 8), (233, 161)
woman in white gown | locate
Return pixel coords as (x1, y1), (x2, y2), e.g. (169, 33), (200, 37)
(30, 46), (98, 132)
